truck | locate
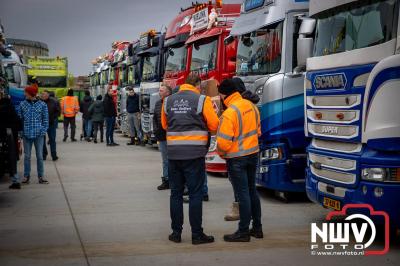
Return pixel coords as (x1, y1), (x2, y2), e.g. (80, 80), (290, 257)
(304, 0), (400, 229)
(26, 56), (68, 100)
(163, 4), (198, 89)
(138, 30), (165, 145)
(227, 0), (311, 197)
(1, 48), (29, 109)
(186, 1), (241, 173)
(120, 41), (142, 136)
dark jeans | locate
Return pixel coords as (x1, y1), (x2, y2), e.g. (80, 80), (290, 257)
(43, 119), (57, 159)
(82, 119), (93, 138)
(226, 153), (262, 233)
(169, 157), (206, 237)
(92, 121), (104, 141)
(63, 116), (76, 139)
(105, 117), (115, 144)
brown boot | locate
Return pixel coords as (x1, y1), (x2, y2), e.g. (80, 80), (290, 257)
(224, 202), (240, 221)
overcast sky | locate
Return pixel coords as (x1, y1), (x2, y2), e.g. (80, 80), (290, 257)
(0, 0), (239, 76)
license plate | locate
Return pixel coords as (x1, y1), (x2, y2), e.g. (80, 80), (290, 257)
(323, 197), (341, 211)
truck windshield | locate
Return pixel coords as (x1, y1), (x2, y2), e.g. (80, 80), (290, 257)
(28, 76), (67, 88)
(165, 44), (187, 72)
(314, 0), (398, 56)
(142, 54), (158, 81)
(190, 38), (218, 72)
(236, 21), (283, 76)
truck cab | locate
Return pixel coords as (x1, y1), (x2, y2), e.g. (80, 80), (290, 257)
(1, 48), (28, 109)
(185, 2), (241, 173)
(304, 0), (400, 228)
(228, 0), (311, 195)
(138, 30), (166, 145)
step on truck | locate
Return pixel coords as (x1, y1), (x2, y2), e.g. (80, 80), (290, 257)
(228, 0), (311, 195)
(138, 30), (165, 146)
(186, 1), (241, 173)
(304, 0), (400, 229)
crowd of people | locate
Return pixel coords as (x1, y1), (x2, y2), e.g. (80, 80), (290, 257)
(1, 73), (263, 245)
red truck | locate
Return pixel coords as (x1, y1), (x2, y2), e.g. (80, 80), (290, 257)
(186, 2), (240, 173)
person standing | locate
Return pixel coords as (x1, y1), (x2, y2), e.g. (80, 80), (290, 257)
(153, 84), (172, 190)
(41, 90), (60, 161)
(161, 74), (219, 245)
(216, 78), (262, 242)
(60, 89), (79, 142)
(0, 90), (22, 189)
(103, 86), (119, 146)
(224, 78), (260, 221)
(18, 85), (49, 184)
(80, 90), (94, 141)
(126, 87), (143, 146)
(89, 95), (105, 143)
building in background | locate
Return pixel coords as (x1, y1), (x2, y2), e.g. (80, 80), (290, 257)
(6, 38), (49, 56)
(73, 76), (90, 91)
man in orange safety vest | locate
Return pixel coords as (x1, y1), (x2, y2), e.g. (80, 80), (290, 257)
(60, 89), (80, 142)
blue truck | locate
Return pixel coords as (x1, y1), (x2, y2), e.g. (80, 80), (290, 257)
(303, 0), (400, 229)
(228, 0), (312, 199)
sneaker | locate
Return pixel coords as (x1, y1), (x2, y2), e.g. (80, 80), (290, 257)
(94, 139), (97, 143)
(106, 143), (111, 146)
(71, 139), (77, 142)
(9, 183), (21, 190)
(63, 137), (67, 142)
(192, 232), (215, 245)
(249, 227), (264, 239)
(38, 177), (49, 184)
(110, 142), (119, 146)
(100, 139), (104, 143)
(168, 232), (182, 243)
(22, 176), (30, 184)
(52, 156), (59, 161)
(223, 231), (250, 242)
(157, 181), (170, 190)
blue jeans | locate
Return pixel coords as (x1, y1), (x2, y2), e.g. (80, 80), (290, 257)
(169, 157), (206, 236)
(226, 153), (262, 233)
(43, 119), (57, 159)
(158, 141), (168, 179)
(23, 136), (45, 178)
(105, 117), (115, 144)
(83, 119), (93, 138)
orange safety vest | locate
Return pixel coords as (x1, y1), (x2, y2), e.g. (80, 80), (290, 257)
(216, 92), (260, 158)
(61, 96), (80, 118)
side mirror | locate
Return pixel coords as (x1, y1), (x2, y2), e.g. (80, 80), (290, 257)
(299, 18), (316, 36)
(297, 38), (313, 69)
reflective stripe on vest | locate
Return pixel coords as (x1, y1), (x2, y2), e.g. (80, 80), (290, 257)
(167, 130), (208, 136)
(63, 97), (77, 116)
(196, 95), (206, 114)
(223, 103), (259, 158)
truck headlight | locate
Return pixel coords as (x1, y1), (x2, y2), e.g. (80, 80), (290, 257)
(261, 147), (282, 161)
(361, 168), (400, 182)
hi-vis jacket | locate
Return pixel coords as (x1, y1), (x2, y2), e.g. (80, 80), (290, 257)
(161, 84), (219, 160)
(216, 92), (260, 159)
(60, 96), (80, 118)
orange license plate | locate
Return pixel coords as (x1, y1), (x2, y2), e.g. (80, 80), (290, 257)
(323, 197), (341, 211)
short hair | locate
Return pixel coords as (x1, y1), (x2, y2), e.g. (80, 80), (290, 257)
(85, 90), (90, 96)
(126, 86), (133, 91)
(185, 74), (201, 87)
(43, 90), (50, 94)
(67, 89), (74, 96)
(96, 95), (102, 100)
(163, 84), (172, 95)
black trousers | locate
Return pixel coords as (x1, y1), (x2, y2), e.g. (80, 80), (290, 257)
(169, 157), (206, 237)
(63, 116), (76, 139)
(92, 121), (104, 141)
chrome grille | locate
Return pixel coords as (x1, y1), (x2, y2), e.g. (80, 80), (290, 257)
(311, 139), (362, 153)
(310, 164), (356, 184)
(306, 95), (360, 108)
(309, 153), (356, 171)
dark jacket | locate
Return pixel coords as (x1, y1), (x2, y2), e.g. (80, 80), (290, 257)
(0, 97), (22, 160)
(80, 95), (94, 119)
(43, 97), (60, 125)
(152, 99), (166, 141)
(103, 94), (117, 117)
(241, 90), (260, 104)
(126, 94), (140, 113)
(88, 100), (105, 122)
